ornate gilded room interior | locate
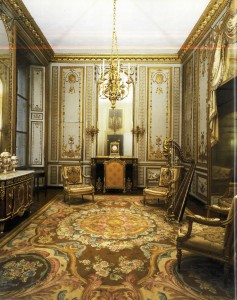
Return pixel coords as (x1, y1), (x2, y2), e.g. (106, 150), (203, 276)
(0, 0), (236, 299)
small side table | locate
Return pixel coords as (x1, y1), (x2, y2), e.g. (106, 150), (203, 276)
(34, 170), (47, 200)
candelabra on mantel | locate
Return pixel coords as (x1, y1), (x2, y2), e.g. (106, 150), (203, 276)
(131, 125), (145, 142)
(86, 125), (99, 143)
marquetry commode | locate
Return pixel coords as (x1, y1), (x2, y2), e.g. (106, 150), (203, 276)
(0, 170), (34, 232)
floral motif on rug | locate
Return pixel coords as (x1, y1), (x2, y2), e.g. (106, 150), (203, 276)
(0, 195), (234, 300)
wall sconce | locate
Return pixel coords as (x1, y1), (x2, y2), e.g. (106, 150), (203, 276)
(131, 125), (145, 142)
(86, 125), (99, 143)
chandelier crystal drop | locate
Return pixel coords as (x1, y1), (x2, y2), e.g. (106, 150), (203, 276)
(98, 0), (132, 109)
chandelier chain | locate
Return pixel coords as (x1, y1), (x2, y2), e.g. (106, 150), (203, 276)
(111, 0), (118, 60)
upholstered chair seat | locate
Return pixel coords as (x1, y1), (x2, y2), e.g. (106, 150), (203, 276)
(64, 185), (94, 194)
(143, 186), (169, 197)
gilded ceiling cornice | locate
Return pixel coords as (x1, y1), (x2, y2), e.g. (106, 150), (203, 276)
(178, 0), (229, 61)
(2, 0), (54, 62)
(53, 54), (181, 64)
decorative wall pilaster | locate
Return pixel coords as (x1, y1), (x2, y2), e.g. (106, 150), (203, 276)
(50, 66), (59, 161)
(197, 39), (210, 166)
(85, 66), (93, 161)
(173, 67), (181, 144)
(138, 66), (146, 162)
(182, 58), (194, 159)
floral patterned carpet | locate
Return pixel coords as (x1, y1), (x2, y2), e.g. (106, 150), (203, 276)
(0, 194), (235, 300)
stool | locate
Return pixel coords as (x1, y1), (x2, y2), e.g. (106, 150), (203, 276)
(34, 170), (47, 200)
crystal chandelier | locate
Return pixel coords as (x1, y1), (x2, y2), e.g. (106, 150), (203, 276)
(98, 0), (132, 109)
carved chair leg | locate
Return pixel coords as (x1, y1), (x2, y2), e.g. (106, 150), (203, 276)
(92, 192), (94, 201)
(176, 248), (182, 272)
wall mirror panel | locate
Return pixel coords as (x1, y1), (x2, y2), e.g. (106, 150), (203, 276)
(210, 13), (237, 196)
(0, 18), (10, 152)
(97, 72), (134, 157)
(211, 77), (236, 195)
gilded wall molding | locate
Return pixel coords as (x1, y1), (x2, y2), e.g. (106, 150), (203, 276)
(3, 0), (54, 62)
(178, 0), (229, 62)
(173, 67), (181, 144)
(48, 165), (58, 185)
(50, 66), (59, 161)
(54, 54), (180, 64)
(182, 57), (194, 159)
(85, 66), (94, 161)
(193, 51), (199, 165)
(138, 166), (145, 186)
(138, 66), (146, 162)
(197, 37), (210, 166)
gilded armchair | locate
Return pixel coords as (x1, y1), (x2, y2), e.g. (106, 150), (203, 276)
(61, 165), (95, 203)
(176, 196), (236, 283)
(143, 167), (181, 206)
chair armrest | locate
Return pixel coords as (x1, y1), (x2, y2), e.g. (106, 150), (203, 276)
(186, 214), (222, 226)
(177, 214), (223, 242)
(208, 204), (230, 214)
